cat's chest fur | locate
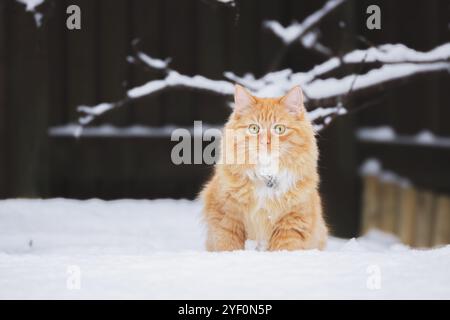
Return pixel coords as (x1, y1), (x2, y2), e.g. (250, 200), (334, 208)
(250, 168), (297, 201)
(246, 153), (297, 202)
(243, 158), (299, 246)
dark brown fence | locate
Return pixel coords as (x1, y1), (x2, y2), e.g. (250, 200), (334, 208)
(1, 0), (449, 238)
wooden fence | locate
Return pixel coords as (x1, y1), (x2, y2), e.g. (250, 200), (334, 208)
(1, 0), (450, 239)
(361, 172), (450, 247)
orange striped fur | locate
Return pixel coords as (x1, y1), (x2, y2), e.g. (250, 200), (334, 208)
(200, 85), (328, 251)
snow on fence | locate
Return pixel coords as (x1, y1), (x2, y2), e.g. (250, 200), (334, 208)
(356, 126), (450, 149)
(360, 159), (450, 247)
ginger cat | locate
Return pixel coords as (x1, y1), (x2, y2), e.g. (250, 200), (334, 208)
(201, 85), (328, 251)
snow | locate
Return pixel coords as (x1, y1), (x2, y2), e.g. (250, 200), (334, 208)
(136, 52), (170, 70)
(78, 103), (114, 116)
(357, 126), (450, 148)
(16, 0), (45, 26)
(198, 45), (450, 101)
(224, 72), (264, 91)
(1, 198), (449, 299)
(357, 126), (396, 141)
(359, 158), (411, 187)
(264, 20), (305, 45)
(48, 123), (222, 138)
(299, 0), (346, 32)
(16, 0), (44, 11)
(216, 0), (235, 5)
(304, 62), (450, 100)
(345, 43), (450, 64)
(264, 21), (330, 55)
(415, 130), (436, 144)
(76, 103), (115, 129)
(77, 0), (346, 119)
(359, 158), (382, 176)
(264, 0), (346, 45)
(307, 105), (347, 121)
(301, 30), (319, 48)
(127, 70), (234, 99)
(300, 42), (450, 85)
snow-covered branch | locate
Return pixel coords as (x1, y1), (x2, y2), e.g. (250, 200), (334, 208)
(76, 68), (234, 126)
(127, 52), (171, 72)
(264, 0), (347, 69)
(230, 43), (450, 105)
(265, 0), (346, 46)
(309, 43), (450, 82)
(200, 0), (236, 8)
(127, 39), (171, 73)
(75, 43), (450, 134)
(16, 0), (45, 26)
(264, 21), (332, 58)
(67, 0), (450, 138)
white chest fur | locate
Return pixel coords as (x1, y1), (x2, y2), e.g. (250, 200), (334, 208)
(253, 169), (297, 200)
(246, 151), (298, 201)
(244, 157), (299, 245)
(243, 173), (294, 246)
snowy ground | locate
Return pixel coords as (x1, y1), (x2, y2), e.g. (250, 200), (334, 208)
(0, 199), (449, 299)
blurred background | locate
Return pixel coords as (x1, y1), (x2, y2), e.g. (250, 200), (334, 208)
(0, 0), (449, 242)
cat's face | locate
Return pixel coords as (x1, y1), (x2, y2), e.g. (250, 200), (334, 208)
(222, 85), (317, 173)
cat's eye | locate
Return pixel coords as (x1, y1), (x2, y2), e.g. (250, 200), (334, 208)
(248, 124), (260, 135)
(273, 124), (286, 135)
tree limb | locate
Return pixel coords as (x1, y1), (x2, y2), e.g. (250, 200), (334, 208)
(264, 0), (347, 71)
(75, 43), (450, 133)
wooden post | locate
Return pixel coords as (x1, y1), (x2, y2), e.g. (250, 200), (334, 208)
(0, 0), (6, 198)
(398, 186), (417, 246)
(380, 182), (400, 235)
(361, 175), (381, 234)
(415, 191), (435, 247)
(7, 0), (50, 197)
(432, 195), (450, 246)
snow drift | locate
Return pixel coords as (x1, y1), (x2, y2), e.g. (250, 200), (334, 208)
(0, 198), (449, 299)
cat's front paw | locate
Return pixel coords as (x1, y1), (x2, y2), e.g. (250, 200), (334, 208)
(206, 229), (245, 252)
(268, 228), (308, 251)
(268, 239), (307, 251)
(207, 240), (245, 252)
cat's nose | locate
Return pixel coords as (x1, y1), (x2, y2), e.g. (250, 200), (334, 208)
(260, 133), (271, 145)
(260, 134), (271, 144)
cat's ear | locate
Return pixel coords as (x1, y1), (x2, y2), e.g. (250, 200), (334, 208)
(280, 86), (305, 116)
(234, 84), (255, 113)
